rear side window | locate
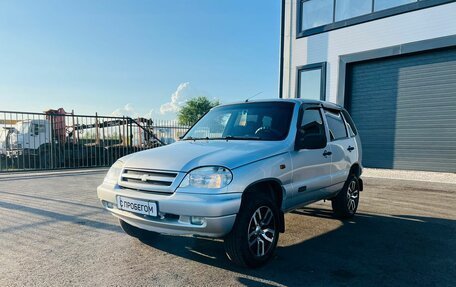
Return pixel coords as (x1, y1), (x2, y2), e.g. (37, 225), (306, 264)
(341, 109), (358, 136)
(324, 109), (347, 141)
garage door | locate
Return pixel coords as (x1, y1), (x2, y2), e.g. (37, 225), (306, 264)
(346, 47), (456, 172)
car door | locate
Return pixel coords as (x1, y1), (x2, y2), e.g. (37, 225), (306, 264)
(323, 109), (356, 194)
(290, 106), (332, 207)
(29, 121), (50, 150)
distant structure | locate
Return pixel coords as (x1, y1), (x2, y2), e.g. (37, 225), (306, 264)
(279, 0), (455, 172)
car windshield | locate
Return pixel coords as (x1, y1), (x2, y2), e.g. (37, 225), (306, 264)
(14, 122), (30, 134)
(183, 102), (295, 141)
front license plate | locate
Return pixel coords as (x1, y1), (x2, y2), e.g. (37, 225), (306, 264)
(116, 196), (157, 217)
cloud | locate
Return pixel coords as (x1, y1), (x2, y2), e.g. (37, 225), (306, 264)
(144, 109), (156, 119)
(160, 82), (191, 115)
(111, 104), (159, 119)
(110, 82), (216, 120)
(111, 103), (139, 118)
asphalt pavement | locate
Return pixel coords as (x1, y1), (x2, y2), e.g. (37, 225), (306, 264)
(0, 170), (455, 286)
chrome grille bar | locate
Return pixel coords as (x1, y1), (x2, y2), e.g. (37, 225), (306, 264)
(119, 168), (180, 193)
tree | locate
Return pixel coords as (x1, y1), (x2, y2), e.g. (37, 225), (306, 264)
(177, 96), (220, 125)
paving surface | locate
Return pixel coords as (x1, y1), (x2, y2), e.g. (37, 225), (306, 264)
(0, 170), (455, 287)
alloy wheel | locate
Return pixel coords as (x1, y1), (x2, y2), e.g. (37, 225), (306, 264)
(346, 180), (359, 212)
(247, 206), (276, 257)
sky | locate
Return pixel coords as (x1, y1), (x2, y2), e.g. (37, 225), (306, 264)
(0, 0), (281, 120)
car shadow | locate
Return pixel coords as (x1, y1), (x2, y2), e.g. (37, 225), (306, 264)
(137, 207), (456, 286)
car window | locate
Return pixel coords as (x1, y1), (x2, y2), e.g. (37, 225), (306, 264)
(300, 108), (325, 137)
(190, 112), (231, 139)
(33, 124), (46, 134)
(183, 102), (295, 141)
(14, 122), (30, 134)
(324, 109), (347, 141)
(341, 109), (358, 137)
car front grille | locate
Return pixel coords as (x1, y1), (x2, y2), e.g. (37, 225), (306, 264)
(119, 168), (182, 193)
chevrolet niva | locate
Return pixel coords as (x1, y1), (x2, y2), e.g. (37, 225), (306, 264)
(97, 99), (363, 267)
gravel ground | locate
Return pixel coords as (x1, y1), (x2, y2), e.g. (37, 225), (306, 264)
(0, 170), (455, 287)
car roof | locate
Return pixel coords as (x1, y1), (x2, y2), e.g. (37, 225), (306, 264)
(217, 98), (344, 111)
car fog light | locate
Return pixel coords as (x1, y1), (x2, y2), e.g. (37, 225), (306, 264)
(190, 216), (206, 226)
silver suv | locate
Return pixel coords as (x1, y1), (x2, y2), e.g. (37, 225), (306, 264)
(97, 99), (363, 267)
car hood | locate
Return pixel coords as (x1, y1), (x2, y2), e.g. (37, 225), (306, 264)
(123, 140), (289, 172)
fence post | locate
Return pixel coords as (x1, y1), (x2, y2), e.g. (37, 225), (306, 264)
(0, 110), (191, 172)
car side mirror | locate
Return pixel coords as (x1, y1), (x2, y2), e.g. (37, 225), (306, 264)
(295, 132), (327, 150)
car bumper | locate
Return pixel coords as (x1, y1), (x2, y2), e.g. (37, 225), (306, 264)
(97, 182), (242, 238)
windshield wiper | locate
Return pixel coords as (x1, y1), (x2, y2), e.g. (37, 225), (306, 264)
(219, 135), (262, 140)
(183, 135), (262, 141)
(182, 136), (210, 141)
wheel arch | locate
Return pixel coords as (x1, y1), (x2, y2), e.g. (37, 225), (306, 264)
(242, 178), (286, 233)
(349, 163), (363, 191)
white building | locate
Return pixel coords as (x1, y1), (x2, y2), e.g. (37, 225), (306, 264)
(279, 0), (456, 172)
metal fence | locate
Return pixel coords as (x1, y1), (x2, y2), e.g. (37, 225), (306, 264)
(0, 110), (190, 172)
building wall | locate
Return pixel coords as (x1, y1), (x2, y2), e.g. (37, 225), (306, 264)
(281, 0), (456, 103)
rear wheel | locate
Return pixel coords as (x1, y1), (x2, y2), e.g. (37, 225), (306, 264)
(331, 175), (360, 218)
(224, 195), (279, 268)
(119, 219), (157, 240)
(38, 148), (62, 169)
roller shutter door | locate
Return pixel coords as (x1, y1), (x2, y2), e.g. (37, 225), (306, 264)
(346, 47), (456, 172)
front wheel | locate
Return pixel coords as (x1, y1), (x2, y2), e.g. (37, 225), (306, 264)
(224, 195), (280, 268)
(331, 175), (360, 218)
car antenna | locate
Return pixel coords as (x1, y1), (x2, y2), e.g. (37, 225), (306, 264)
(245, 91), (263, 102)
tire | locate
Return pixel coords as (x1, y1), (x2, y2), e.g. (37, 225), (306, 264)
(38, 149), (61, 169)
(224, 194), (280, 268)
(119, 219), (157, 240)
(39, 151), (53, 169)
(332, 175), (360, 218)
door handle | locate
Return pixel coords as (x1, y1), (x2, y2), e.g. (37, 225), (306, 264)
(347, 146), (355, 152)
(323, 150), (332, 157)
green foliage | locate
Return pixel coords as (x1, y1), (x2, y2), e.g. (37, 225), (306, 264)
(177, 96), (220, 125)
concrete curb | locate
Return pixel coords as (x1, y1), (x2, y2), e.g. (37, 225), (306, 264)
(0, 168), (109, 180)
(363, 168), (456, 184)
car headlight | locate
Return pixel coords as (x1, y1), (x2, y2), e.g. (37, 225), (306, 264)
(104, 159), (125, 183)
(179, 166), (233, 189)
